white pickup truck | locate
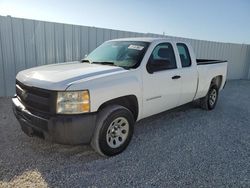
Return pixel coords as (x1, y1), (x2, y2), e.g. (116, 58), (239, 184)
(12, 38), (228, 156)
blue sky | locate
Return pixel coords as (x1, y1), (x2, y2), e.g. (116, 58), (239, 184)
(0, 0), (249, 44)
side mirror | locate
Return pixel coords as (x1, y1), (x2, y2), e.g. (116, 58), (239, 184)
(146, 59), (171, 74)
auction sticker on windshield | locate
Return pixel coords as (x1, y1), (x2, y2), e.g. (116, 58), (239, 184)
(128, 45), (144, 50)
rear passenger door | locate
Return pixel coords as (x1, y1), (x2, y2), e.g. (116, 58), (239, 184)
(176, 43), (198, 105)
(142, 42), (182, 117)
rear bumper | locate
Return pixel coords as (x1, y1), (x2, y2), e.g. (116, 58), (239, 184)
(12, 97), (97, 145)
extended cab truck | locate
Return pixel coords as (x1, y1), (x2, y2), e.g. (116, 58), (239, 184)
(12, 38), (228, 156)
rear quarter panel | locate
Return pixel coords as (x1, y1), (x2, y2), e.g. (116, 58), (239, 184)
(195, 62), (228, 99)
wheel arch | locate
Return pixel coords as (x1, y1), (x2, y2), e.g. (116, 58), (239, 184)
(97, 95), (139, 121)
(210, 75), (223, 89)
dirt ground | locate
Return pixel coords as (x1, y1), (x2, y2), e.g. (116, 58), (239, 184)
(0, 80), (250, 187)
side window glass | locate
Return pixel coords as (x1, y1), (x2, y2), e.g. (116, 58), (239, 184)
(177, 43), (191, 67)
(147, 43), (177, 73)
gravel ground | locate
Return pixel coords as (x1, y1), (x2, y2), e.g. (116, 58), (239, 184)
(0, 80), (250, 187)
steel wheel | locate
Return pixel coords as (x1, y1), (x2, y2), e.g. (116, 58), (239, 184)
(209, 88), (217, 106)
(91, 105), (135, 156)
(200, 85), (219, 110)
(106, 117), (129, 148)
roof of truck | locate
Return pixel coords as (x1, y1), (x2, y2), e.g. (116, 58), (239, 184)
(108, 37), (192, 47)
(109, 37), (170, 42)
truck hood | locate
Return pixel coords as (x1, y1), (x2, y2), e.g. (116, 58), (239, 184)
(16, 62), (125, 90)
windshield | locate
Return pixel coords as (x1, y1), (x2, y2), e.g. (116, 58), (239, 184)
(84, 41), (149, 69)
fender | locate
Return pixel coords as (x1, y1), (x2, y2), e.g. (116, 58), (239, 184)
(66, 69), (143, 120)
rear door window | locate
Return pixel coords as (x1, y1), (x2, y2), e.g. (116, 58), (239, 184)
(177, 43), (191, 67)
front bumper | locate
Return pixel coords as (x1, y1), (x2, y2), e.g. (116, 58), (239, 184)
(12, 97), (97, 145)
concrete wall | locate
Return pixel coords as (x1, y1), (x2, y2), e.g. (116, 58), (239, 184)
(0, 15), (249, 97)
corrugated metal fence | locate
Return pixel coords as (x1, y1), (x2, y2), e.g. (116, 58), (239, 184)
(0, 16), (250, 97)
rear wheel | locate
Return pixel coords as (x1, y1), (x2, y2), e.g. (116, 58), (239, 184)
(91, 105), (134, 156)
(200, 85), (219, 110)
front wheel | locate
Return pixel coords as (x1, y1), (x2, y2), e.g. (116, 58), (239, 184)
(200, 85), (219, 110)
(91, 105), (134, 156)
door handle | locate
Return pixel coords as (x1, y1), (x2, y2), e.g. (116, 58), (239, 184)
(172, 75), (181, 79)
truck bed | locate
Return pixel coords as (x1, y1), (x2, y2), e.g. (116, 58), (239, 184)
(194, 60), (228, 100)
(197, 59), (227, 65)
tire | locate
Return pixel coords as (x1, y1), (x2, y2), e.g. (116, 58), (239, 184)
(91, 105), (135, 156)
(200, 85), (219, 110)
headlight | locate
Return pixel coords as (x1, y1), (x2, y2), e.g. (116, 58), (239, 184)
(56, 90), (90, 114)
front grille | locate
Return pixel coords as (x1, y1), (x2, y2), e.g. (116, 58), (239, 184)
(16, 80), (55, 114)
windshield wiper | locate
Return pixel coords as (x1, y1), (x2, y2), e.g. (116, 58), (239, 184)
(82, 60), (129, 69)
(94, 61), (131, 70)
(81, 59), (91, 63)
(81, 60), (114, 66)
(93, 61), (129, 70)
(92, 61), (116, 66)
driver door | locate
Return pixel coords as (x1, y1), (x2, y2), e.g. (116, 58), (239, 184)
(142, 42), (182, 118)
